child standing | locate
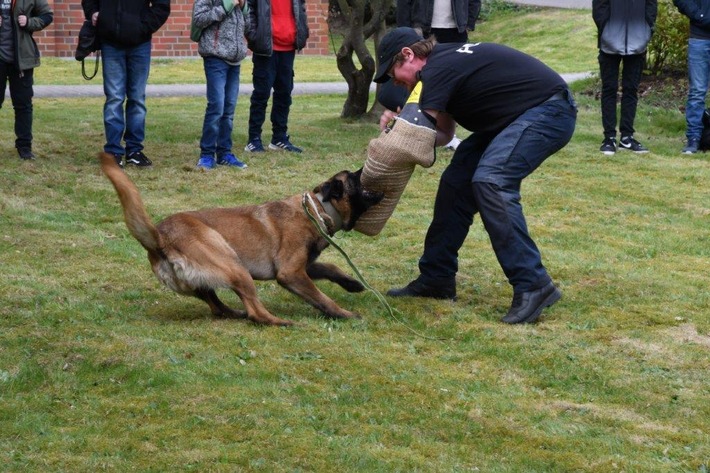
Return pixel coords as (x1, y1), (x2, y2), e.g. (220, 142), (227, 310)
(193, 0), (250, 169)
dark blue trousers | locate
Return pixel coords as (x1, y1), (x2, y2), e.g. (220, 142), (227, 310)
(248, 51), (295, 142)
(418, 92), (577, 293)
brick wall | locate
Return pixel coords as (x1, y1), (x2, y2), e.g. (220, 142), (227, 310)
(34, 0), (332, 58)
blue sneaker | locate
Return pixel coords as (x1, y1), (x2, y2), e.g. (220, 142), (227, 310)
(196, 155), (216, 169)
(244, 138), (265, 153)
(269, 136), (303, 153)
(217, 153), (248, 169)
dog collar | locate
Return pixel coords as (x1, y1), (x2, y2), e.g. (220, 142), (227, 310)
(302, 192), (342, 235)
(315, 192), (344, 232)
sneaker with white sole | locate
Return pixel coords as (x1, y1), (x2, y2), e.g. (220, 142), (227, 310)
(619, 135), (649, 153)
(445, 135), (461, 151)
(217, 153), (248, 169)
(599, 137), (617, 155)
(269, 136), (303, 153)
(126, 151), (152, 167)
(682, 137), (700, 154)
(244, 138), (265, 153)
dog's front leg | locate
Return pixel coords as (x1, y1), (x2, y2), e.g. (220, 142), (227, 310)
(277, 269), (360, 319)
(307, 262), (364, 293)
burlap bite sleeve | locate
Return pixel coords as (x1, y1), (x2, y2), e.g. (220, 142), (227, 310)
(354, 106), (437, 236)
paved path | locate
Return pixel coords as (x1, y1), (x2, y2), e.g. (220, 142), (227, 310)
(28, 73), (590, 99)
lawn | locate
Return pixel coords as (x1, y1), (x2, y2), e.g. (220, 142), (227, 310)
(1, 5), (709, 473)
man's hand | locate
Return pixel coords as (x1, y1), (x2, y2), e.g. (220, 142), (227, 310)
(379, 109), (400, 132)
(92, 12), (99, 26)
(18, 15), (27, 27)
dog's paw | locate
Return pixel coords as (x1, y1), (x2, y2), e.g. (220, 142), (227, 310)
(326, 310), (362, 320)
(341, 280), (365, 293)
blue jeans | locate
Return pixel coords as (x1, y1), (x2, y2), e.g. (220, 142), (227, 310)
(418, 92), (577, 293)
(248, 51), (295, 142)
(200, 57), (241, 157)
(101, 41), (151, 156)
(685, 38), (710, 140)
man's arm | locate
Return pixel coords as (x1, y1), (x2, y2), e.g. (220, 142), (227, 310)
(143, 0), (170, 35)
(468, 0), (481, 31)
(591, 0), (609, 30)
(647, 0), (658, 27)
(425, 110), (456, 147)
(674, 0), (709, 25)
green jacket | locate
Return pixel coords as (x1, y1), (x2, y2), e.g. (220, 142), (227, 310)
(11, 0), (53, 71)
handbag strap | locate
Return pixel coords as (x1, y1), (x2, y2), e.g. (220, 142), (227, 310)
(81, 51), (100, 81)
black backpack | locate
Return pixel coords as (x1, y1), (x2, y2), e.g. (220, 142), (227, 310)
(700, 109), (710, 152)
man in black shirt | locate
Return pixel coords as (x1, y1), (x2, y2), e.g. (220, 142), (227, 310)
(374, 27), (577, 324)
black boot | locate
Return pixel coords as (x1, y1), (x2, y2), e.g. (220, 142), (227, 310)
(387, 278), (457, 301)
(502, 281), (561, 324)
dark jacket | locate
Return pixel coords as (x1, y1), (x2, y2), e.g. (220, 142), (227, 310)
(593, 0), (657, 55)
(674, 0), (710, 39)
(245, 0), (308, 56)
(396, 0), (481, 35)
(82, 0), (170, 48)
(10, 0), (53, 70)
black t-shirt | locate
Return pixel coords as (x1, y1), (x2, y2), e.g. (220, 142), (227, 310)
(419, 42), (568, 133)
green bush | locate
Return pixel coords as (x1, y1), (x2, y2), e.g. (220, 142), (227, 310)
(647, 0), (688, 74)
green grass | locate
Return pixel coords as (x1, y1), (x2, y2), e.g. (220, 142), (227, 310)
(2, 6), (709, 473)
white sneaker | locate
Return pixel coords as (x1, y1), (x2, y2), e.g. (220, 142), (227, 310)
(445, 135), (461, 151)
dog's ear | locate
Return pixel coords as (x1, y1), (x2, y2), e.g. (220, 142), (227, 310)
(319, 179), (344, 202)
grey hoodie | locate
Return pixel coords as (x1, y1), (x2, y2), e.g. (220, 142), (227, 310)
(593, 0), (657, 55)
(193, 0), (250, 63)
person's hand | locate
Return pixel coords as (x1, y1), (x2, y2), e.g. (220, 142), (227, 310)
(18, 15), (27, 27)
(92, 12), (99, 26)
(379, 109), (399, 131)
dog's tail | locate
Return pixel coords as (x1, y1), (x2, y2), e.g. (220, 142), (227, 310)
(99, 152), (162, 253)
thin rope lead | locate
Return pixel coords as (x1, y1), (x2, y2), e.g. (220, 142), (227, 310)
(302, 193), (448, 342)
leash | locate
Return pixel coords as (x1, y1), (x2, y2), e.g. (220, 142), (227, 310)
(302, 193), (448, 341)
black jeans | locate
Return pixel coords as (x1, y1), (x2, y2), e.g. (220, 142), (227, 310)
(598, 51), (644, 138)
(0, 61), (34, 150)
(248, 50), (295, 142)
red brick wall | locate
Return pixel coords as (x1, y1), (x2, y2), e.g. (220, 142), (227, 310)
(34, 0), (332, 58)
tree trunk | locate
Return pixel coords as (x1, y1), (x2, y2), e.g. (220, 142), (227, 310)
(332, 0), (388, 119)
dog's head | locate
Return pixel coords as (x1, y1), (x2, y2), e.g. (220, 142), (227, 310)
(313, 169), (384, 231)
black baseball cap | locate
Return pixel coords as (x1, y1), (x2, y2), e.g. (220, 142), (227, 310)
(374, 27), (424, 84)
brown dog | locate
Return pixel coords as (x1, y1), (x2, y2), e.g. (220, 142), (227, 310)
(99, 152), (383, 326)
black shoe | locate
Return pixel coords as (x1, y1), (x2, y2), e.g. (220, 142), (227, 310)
(501, 281), (561, 324)
(682, 137), (700, 155)
(599, 137), (616, 155)
(619, 135), (649, 153)
(126, 151), (152, 167)
(386, 279), (457, 301)
(17, 147), (35, 160)
(113, 154), (124, 168)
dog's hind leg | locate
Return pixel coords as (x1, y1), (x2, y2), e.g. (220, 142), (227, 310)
(221, 268), (294, 326)
(194, 289), (247, 319)
(307, 262), (364, 293)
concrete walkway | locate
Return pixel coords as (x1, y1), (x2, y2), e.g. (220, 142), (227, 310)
(29, 72), (590, 98)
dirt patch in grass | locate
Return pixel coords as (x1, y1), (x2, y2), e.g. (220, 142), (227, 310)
(578, 71), (689, 112)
